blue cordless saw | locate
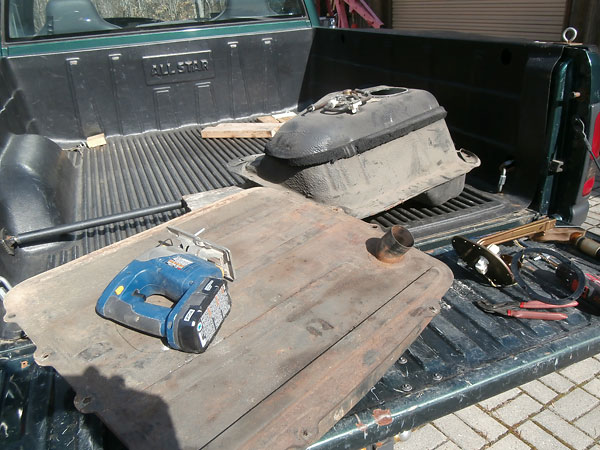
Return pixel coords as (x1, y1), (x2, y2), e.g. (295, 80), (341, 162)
(96, 227), (235, 353)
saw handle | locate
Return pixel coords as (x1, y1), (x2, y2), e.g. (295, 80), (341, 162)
(96, 258), (180, 337)
(100, 291), (169, 337)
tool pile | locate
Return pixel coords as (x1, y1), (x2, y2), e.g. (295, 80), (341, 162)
(453, 217), (600, 321)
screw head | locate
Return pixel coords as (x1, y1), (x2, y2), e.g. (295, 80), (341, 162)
(401, 383), (413, 392)
(433, 373), (442, 381)
(398, 356), (408, 364)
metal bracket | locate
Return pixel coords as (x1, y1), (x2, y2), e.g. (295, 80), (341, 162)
(549, 159), (564, 173)
(0, 228), (16, 256)
(562, 27), (578, 45)
(166, 227), (235, 282)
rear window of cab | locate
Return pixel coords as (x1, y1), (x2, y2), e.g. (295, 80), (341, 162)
(6, 0), (306, 40)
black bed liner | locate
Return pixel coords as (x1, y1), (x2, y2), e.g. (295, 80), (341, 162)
(30, 125), (511, 278)
(3, 128), (600, 449)
(55, 126), (268, 265)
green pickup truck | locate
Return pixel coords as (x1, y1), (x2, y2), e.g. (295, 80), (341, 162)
(1, 0), (600, 448)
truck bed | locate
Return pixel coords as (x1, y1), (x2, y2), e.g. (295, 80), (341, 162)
(2, 129), (600, 448)
(28, 127), (266, 279)
(10, 125), (514, 284)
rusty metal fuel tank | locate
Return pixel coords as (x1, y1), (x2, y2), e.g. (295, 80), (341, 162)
(229, 86), (480, 218)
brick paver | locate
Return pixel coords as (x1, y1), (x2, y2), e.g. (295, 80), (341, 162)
(551, 388), (600, 421)
(478, 388), (521, 411)
(533, 410), (594, 449)
(433, 414), (487, 450)
(539, 372), (575, 394)
(486, 434), (531, 450)
(393, 179), (600, 449)
(454, 405), (506, 441)
(560, 358), (600, 384)
(516, 420), (569, 450)
(394, 424), (447, 450)
(574, 406), (600, 438)
(436, 442), (462, 450)
(584, 378), (600, 397)
(519, 379), (558, 404)
(491, 394), (543, 426)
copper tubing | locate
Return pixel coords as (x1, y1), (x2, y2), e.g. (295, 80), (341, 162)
(376, 226), (414, 263)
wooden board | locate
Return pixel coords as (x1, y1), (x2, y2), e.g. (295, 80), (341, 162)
(258, 112), (297, 123)
(272, 111), (296, 122)
(4, 188), (453, 449)
(86, 133), (106, 148)
(257, 115), (280, 123)
(201, 122), (281, 138)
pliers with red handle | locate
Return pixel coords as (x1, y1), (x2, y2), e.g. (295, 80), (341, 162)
(477, 299), (578, 320)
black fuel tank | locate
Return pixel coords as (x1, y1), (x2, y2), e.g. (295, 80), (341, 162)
(230, 86), (480, 218)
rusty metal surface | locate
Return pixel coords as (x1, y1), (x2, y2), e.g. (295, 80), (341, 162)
(4, 187), (453, 449)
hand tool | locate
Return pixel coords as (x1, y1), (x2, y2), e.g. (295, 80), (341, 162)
(556, 262), (600, 307)
(96, 227), (234, 353)
(452, 217), (556, 286)
(476, 299), (577, 320)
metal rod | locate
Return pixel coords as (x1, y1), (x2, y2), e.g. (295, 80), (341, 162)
(10, 200), (184, 247)
(0, 276), (12, 301)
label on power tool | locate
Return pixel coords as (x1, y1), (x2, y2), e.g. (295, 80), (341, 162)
(176, 278), (231, 352)
(197, 282), (231, 348)
(166, 256), (194, 270)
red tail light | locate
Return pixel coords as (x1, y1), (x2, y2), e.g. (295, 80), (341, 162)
(583, 177), (595, 196)
(593, 113), (600, 158)
(582, 114), (600, 196)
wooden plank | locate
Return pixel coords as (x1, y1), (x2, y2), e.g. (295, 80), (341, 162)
(209, 268), (442, 449)
(257, 115), (280, 123)
(272, 111), (297, 122)
(201, 122), (281, 138)
(4, 187), (453, 449)
(183, 186), (243, 211)
(86, 133), (106, 148)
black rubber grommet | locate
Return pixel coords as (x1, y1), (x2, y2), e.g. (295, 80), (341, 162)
(511, 247), (585, 305)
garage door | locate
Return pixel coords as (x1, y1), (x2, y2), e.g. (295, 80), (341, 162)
(392, 0), (568, 41)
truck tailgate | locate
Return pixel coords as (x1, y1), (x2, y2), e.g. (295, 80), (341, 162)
(311, 239), (600, 449)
